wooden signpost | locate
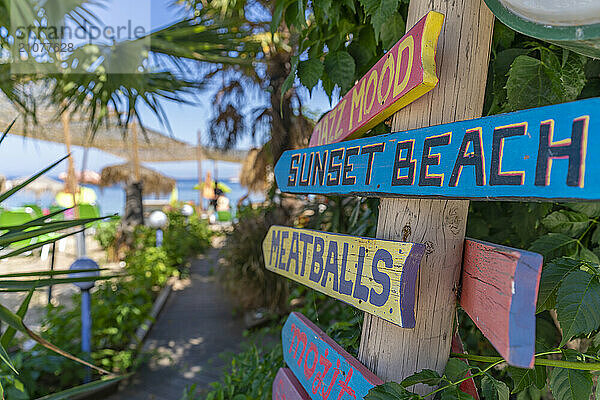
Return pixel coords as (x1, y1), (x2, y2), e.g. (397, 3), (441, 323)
(281, 312), (383, 400)
(262, 226), (425, 327)
(273, 368), (310, 400)
(460, 238), (543, 368)
(277, 97), (599, 201)
(263, 0), (599, 395)
(308, 11), (444, 147)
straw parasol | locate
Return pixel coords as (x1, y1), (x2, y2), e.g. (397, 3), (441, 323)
(0, 95), (248, 163)
(99, 163), (176, 196)
(7, 175), (64, 198)
(239, 146), (272, 193)
(58, 170), (101, 185)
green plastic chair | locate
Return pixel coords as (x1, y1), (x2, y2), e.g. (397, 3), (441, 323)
(217, 210), (232, 222)
(0, 211), (36, 250)
(21, 204), (44, 218)
(76, 204), (101, 230)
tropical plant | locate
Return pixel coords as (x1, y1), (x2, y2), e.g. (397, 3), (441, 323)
(0, 121), (121, 397)
(204, 2), (600, 400)
(170, 0), (316, 168)
(0, 0), (258, 132)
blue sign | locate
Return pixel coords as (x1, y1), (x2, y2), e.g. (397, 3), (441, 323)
(275, 98), (600, 201)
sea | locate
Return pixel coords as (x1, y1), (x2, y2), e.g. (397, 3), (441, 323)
(2, 178), (264, 217)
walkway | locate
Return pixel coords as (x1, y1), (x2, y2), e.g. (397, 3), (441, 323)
(108, 247), (245, 399)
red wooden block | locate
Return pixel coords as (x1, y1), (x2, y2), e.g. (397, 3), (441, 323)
(460, 238), (543, 368)
(273, 368), (311, 400)
(451, 333), (480, 400)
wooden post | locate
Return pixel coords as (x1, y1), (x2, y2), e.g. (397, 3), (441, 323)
(131, 120), (141, 182)
(61, 110), (78, 212)
(357, 0), (494, 393)
(197, 130), (203, 212)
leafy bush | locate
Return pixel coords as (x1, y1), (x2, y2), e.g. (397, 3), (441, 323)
(204, 344), (284, 400)
(94, 216), (121, 252)
(219, 204), (291, 312)
(0, 212), (212, 398)
(163, 212), (213, 271)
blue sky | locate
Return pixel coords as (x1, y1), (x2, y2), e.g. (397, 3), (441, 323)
(0, 0), (333, 179)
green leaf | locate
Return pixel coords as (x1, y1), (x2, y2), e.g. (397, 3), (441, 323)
(556, 270), (600, 345)
(0, 217), (105, 247)
(516, 386), (541, 400)
(549, 366), (592, 400)
(0, 268), (107, 279)
(529, 233), (578, 260)
(505, 55), (564, 111)
(0, 342), (17, 374)
(537, 258), (583, 313)
(566, 202), (600, 218)
(270, 0), (289, 34)
(324, 51), (356, 92)
(541, 210), (590, 236)
(35, 375), (128, 400)
(509, 366), (547, 393)
(591, 226), (600, 246)
(556, 50), (587, 101)
(297, 58), (324, 91)
(492, 21), (515, 50)
(481, 375), (509, 400)
(1, 288), (33, 348)
(444, 358), (471, 382)
(0, 274), (121, 291)
(440, 385), (475, 400)
(0, 117), (17, 147)
(365, 0), (399, 41)
(380, 13), (405, 50)
(401, 369), (442, 388)
(280, 55), (298, 105)
(0, 155), (69, 204)
(365, 382), (420, 400)
(577, 246), (599, 264)
(0, 229), (81, 259)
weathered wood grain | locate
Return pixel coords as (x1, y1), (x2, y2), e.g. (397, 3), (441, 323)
(358, 0), (495, 394)
(262, 226), (425, 327)
(276, 98), (599, 201)
(308, 11), (444, 147)
(282, 312), (383, 400)
(460, 238), (543, 368)
(273, 368), (311, 400)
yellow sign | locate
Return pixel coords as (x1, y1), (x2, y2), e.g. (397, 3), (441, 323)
(262, 226), (425, 327)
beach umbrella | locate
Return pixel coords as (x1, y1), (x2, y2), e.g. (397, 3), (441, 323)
(193, 181), (232, 194)
(8, 175), (64, 197)
(59, 170), (101, 185)
(99, 163), (176, 196)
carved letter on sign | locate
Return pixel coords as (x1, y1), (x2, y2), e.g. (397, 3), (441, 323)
(282, 312), (383, 400)
(277, 98), (600, 201)
(263, 226), (425, 327)
(308, 11), (444, 147)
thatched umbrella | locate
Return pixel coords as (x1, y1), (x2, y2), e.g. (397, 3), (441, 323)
(239, 146), (272, 193)
(99, 163), (176, 196)
(8, 175), (64, 198)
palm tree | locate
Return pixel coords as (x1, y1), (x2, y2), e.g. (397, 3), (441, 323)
(170, 0), (314, 164)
